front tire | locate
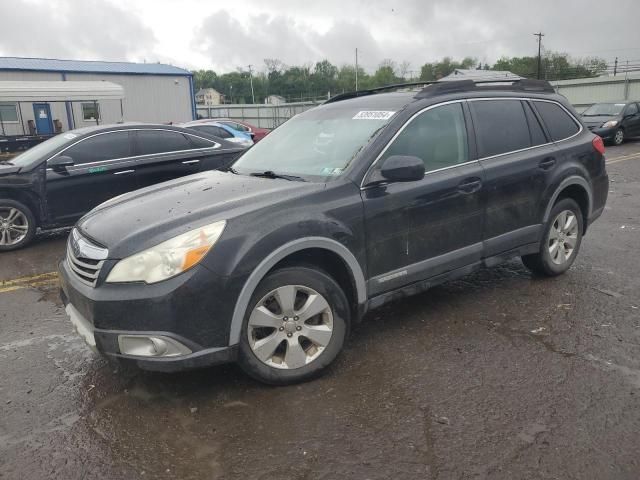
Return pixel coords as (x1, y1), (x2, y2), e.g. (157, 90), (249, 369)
(521, 198), (583, 277)
(0, 199), (36, 251)
(613, 128), (625, 146)
(238, 266), (349, 385)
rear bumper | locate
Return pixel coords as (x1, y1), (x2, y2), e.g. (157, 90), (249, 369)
(59, 258), (237, 372)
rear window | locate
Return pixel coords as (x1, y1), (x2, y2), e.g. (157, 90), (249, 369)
(136, 130), (192, 155)
(470, 99), (531, 157)
(533, 101), (580, 142)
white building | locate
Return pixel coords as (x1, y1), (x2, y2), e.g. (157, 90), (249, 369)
(265, 94), (286, 105)
(195, 88), (223, 106)
(440, 69), (522, 82)
(0, 57), (196, 136)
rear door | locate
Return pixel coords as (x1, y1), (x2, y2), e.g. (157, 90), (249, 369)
(470, 98), (556, 256)
(45, 130), (136, 224)
(132, 129), (215, 189)
(362, 101), (485, 296)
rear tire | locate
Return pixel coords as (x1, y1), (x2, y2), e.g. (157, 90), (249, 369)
(237, 266), (349, 385)
(521, 198), (583, 277)
(0, 199), (36, 252)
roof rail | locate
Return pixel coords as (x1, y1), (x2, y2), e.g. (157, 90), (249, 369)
(324, 78), (556, 104)
(324, 81), (438, 104)
(415, 78), (555, 98)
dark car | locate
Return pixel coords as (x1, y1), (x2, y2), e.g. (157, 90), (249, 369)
(0, 124), (243, 250)
(59, 79), (608, 385)
(581, 101), (640, 145)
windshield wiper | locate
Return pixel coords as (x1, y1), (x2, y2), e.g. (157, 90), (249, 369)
(249, 170), (306, 182)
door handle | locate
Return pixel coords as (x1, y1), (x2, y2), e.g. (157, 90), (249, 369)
(539, 157), (556, 170)
(457, 178), (482, 194)
(114, 169), (135, 175)
(182, 159), (200, 165)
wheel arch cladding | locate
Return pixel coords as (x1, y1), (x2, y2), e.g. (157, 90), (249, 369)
(543, 176), (592, 233)
(228, 237), (367, 346)
(0, 191), (41, 224)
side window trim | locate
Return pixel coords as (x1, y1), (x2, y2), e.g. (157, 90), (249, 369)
(48, 130), (133, 168)
(47, 129), (221, 168)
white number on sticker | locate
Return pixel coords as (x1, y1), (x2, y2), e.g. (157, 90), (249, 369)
(353, 111), (395, 120)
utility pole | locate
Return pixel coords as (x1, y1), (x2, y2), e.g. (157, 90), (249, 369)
(533, 32), (544, 79)
(613, 57), (618, 76)
(247, 64), (255, 104)
(355, 48), (359, 91)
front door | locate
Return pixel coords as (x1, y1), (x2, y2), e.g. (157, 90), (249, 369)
(33, 103), (53, 134)
(362, 101), (485, 297)
(46, 130), (137, 225)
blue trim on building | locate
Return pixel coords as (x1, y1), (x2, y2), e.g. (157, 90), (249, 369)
(0, 57), (191, 76)
(188, 75), (197, 120)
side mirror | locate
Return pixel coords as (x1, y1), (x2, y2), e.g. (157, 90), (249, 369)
(379, 155), (425, 182)
(48, 155), (75, 170)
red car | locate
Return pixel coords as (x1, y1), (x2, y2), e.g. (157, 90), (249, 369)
(201, 118), (271, 143)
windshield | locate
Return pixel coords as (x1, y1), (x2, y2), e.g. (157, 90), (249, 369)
(232, 106), (396, 181)
(8, 133), (78, 168)
(582, 103), (626, 116)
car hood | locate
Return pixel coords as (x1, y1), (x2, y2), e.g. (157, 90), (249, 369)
(77, 170), (322, 258)
(0, 163), (21, 176)
(581, 115), (619, 126)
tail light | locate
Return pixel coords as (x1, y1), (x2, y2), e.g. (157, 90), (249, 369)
(592, 135), (605, 155)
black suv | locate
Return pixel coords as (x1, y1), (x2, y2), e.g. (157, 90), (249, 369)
(0, 124), (242, 250)
(59, 80), (608, 384)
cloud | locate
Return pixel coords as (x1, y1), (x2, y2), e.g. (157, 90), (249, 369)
(0, 0), (156, 61)
(1, 0), (639, 73)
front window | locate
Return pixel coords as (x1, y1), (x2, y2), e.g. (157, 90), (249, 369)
(233, 106), (395, 181)
(582, 103), (626, 116)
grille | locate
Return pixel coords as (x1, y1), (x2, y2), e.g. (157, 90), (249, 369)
(66, 229), (108, 287)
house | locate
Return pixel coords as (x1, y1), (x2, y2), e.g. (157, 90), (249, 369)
(0, 56), (195, 136)
(265, 94), (286, 105)
(195, 88), (223, 106)
(439, 69), (522, 82)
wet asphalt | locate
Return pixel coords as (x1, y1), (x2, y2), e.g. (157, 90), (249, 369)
(1, 142), (639, 480)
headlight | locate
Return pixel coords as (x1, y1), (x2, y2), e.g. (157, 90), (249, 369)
(106, 220), (226, 284)
(602, 120), (618, 128)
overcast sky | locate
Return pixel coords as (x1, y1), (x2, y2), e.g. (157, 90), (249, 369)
(1, 0), (639, 74)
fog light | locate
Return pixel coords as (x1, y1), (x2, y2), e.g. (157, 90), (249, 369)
(118, 335), (192, 357)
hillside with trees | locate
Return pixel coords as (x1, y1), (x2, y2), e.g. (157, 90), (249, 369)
(193, 52), (607, 104)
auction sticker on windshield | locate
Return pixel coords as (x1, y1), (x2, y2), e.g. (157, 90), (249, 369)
(353, 111), (396, 120)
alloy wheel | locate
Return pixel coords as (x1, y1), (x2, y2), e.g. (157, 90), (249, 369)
(0, 207), (29, 246)
(548, 210), (579, 265)
(614, 129), (624, 145)
(247, 285), (334, 369)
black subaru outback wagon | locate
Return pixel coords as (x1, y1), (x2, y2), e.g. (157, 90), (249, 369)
(59, 79), (608, 384)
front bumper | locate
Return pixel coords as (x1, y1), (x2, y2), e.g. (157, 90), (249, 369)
(59, 258), (237, 372)
(587, 126), (616, 140)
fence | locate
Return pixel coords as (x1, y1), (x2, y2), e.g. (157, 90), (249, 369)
(196, 101), (322, 129)
(551, 73), (640, 111)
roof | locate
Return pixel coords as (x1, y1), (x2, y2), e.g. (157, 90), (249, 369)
(0, 81), (124, 101)
(0, 57), (192, 76)
(440, 69), (522, 82)
(196, 88), (221, 96)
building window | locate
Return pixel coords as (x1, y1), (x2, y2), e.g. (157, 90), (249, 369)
(0, 103), (19, 122)
(82, 102), (100, 122)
